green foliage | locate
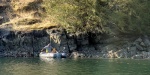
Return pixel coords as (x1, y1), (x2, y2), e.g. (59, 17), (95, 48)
(108, 0), (150, 35)
(43, 0), (107, 33)
(42, 0), (150, 35)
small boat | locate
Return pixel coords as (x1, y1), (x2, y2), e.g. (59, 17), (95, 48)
(39, 52), (67, 58)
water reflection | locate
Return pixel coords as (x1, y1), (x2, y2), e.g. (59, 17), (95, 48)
(40, 57), (55, 63)
(0, 58), (150, 75)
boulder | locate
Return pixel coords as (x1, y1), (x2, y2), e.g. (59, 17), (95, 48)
(69, 44), (77, 51)
(140, 42), (145, 47)
(143, 38), (150, 47)
(101, 45), (117, 52)
(132, 54), (143, 59)
(114, 49), (128, 58)
(134, 38), (142, 44)
(94, 44), (102, 50)
(136, 44), (144, 51)
(142, 51), (148, 58)
(129, 46), (137, 56)
(147, 47), (150, 52)
(70, 52), (85, 58)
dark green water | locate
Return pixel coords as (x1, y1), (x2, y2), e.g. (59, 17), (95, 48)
(0, 58), (150, 75)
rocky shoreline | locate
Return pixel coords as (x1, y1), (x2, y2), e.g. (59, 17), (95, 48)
(1, 0), (150, 59)
(1, 26), (150, 59)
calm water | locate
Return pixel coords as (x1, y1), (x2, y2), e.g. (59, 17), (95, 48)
(0, 58), (150, 75)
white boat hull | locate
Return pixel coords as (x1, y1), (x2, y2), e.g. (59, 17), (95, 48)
(39, 52), (66, 58)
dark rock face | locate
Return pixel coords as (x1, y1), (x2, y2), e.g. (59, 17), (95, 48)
(0, 28), (99, 58)
(1, 27), (150, 59)
(0, 29), (49, 57)
(0, 1), (11, 24)
(0, 5), (8, 13)
(47, 28), (77, 53)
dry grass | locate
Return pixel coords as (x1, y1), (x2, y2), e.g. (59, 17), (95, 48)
(1, 0), (58, 32)
(15, 11), (36, 18)
(11, 0), (35, 11)
(12, 20), (58, 31)
(1, 16), (58, 31)
(8, 12), (59, 31)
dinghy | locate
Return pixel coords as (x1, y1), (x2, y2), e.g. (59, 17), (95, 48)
(39, 52), (66, 58)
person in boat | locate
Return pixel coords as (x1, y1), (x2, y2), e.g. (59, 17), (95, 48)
(41, 43), (53, 53)
(51, 48), (58, 53)
(41, 43), (58, 53)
